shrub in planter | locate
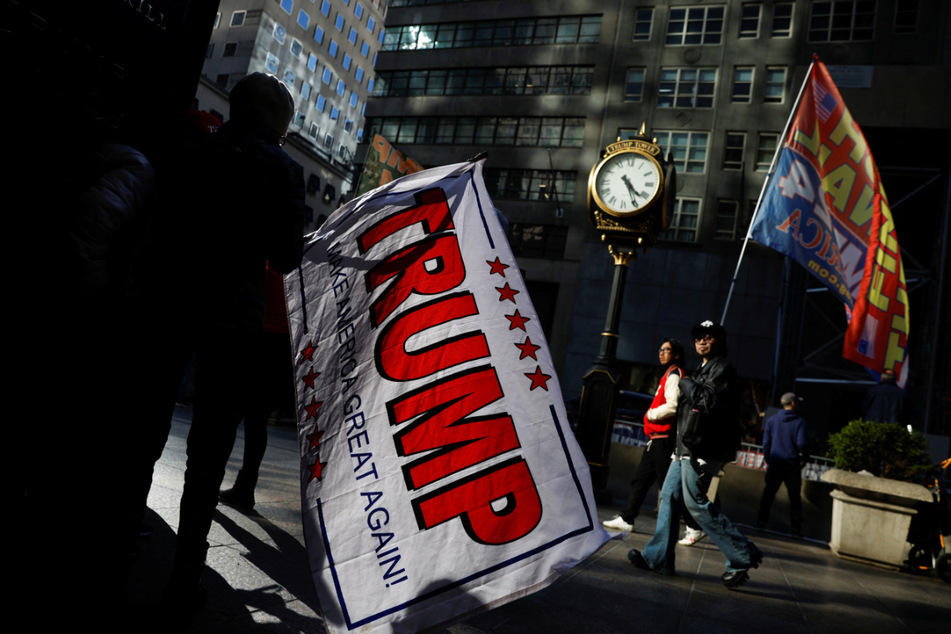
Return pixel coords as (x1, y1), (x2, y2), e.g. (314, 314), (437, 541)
(826, 419), (932, 483)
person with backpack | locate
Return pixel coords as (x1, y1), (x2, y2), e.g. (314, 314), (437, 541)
(628, 320), (763, 589)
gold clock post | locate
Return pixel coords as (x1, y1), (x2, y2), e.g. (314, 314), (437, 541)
(575, 123), (676, 495)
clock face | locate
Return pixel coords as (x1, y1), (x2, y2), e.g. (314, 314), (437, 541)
(593, 151), (663, 216)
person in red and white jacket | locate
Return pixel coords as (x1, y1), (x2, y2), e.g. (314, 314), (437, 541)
(604, 339), (701, 539)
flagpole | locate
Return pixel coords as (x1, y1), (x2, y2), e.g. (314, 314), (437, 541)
(720, 56), (818, 325)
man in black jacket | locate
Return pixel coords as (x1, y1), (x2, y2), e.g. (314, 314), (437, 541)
(628, 320), (763, 589)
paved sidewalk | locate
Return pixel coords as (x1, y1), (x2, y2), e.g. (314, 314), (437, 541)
(125, 407), (951, 632)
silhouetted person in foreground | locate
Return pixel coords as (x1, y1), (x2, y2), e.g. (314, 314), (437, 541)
(129, 72), (305, 618)
(218, 267), (296, 511)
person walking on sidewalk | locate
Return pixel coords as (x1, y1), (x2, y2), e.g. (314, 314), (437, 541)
(628, 320), (762, 589)
(603, 339), (704, 544)
(756, 392), (808, 537)
(219, 266), (296, 511)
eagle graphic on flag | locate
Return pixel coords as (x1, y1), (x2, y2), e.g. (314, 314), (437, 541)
(749, 58), (909, 386)
(284, 159), (608, 633)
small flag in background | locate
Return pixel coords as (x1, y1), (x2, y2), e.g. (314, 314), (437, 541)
(355, 134), (424, 196)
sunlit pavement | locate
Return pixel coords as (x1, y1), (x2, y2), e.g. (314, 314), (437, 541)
(124, 406), (950, 633)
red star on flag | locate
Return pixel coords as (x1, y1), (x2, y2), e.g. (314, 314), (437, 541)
(302, 367), (321, 389)
(515, 336), (541, 360)
(307, 428), (324, 451)
(308, 459), (328, 482)
(505, 310), (530, 331)
(304, 397), (323, 420)
(487, 257), (509, 277)
(299, 340), (318, 363)
(496, 282), (519, 303)
(525, 366), (552, 391)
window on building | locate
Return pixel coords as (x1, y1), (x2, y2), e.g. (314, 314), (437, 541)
(322, 68), (333, 84)
(344, 118), (354, 133)
(324, 133), (334, 148)
(808, 0), (876, 42)
(723, 132), (746, 169)
(739, 3), (761, 38)
(206, 43), (214, 58)
(624, 68), (645, 101)
(214, 13), (220, 28)
(772, 3), (794, 37)
(223, 41), (237, 57)
(664, 198), (701, 242)
(315, 26), (325, 44)
(357, 128), (364, 142)
(355, 2), (364, 19)
(355, 66), (364, 82)
(330, 107), (340, 122)
(894, 0), (918, 33)
(309, 122), (320, 139)
(216, 74), (229, 88)
(732, 66), (753, 103)
(301, 82), (312, 100)
(265, 53), (279, 73)
(484, 169), (577, 202)
(231, 11), (246, 27)
(714, 200), (740, 240)
(350, 92), (359, 108)
(666, 5), (725, 45)
(343, 53), (352, 70)
(382, 15), (602, 51)
(633, 8), (653, 41)
(329, 40), (339, 57)
(316, 95), (326, 111)
(507, 224), (569, 259)
(337, 79), (346, 96)
(321, 0), (331, 17)
(280, 0), (293, 15)
(373, 66), (594, 98)
(298, 10), (310, 29)
(653, 130), (708, 173)
(335, 14), (344, 31)
(367, 116), (585, 148)
(349, 27), (358, 43)
(764, 67), (786, 102)
(308, 53), (318, 72)
(361, 41), (370, 57)
(283, 69), (296, 88)
(294, 111), (305, 128)
(368, 16), (376, 33)
(273, 23), (287, 44)
(756, 133), (779, 171)
(291, 38), (303, 57)
(657, 68), (716, 108)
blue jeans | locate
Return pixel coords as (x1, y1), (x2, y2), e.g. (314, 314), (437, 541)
(642, 458), (760, 574)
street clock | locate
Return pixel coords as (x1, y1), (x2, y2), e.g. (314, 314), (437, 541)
(588, 124), (676, 246)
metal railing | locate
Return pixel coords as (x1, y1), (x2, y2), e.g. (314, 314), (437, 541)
(611, 421), (835, 482)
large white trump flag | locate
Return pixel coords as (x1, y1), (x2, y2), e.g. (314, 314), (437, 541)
(285, 159), (608, 633)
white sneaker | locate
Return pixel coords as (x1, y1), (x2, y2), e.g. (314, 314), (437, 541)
(602, 515), (634, 532)
(678, 527), (705, 546)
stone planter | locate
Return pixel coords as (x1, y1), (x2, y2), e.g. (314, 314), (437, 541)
(821, 468), (933, 569)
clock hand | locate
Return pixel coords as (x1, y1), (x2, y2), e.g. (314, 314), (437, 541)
(620, 174), (644, 204)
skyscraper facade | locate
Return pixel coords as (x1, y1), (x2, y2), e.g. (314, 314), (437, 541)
(363, 0), (950, 434)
